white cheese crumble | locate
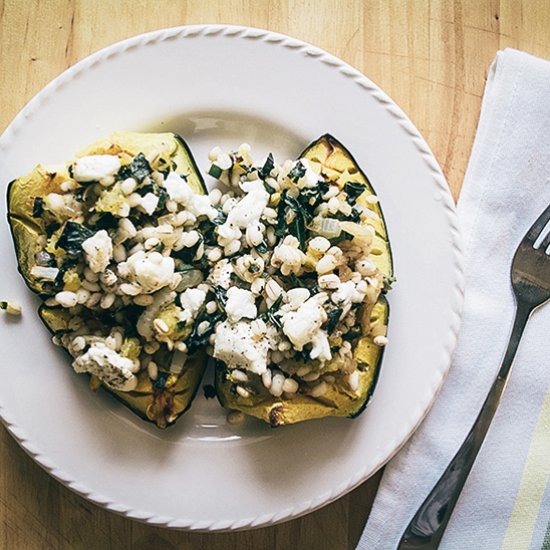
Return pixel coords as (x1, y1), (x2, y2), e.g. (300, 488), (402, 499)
(281, 298), (331, 362)
(122, 250), (175, 293)
(72, 342), (137, 391)
(188, 194), (218, 221)
(140, 192), (159, 215)
(179, 288), (206, 322)
(213, 320), (269, 375)
(225, 287), (257, 323)
(82, 230), (113, 273)
(164, 172), (193, 203)
(207, 259), (234, 289)
(219, 180), (269, 233)
(73, 155), (121, 183)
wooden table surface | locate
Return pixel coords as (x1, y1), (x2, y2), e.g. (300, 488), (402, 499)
(2, 1), (550, 548)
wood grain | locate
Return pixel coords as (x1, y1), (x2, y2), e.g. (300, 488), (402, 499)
(2, 1), (550, 548)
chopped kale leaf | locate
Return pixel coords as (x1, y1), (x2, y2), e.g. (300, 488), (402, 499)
(94, 212), (119, 230)
(118, 152), (152, 183)
(274, 194), (287, 238)
(45, 221), (61, 238)
(56, 221), (94, 256)
(212, 209), (227, 226)
(255, 241), (268, 254)
(172, 235), (203, 264)
(343, 181), (366, 205)
(213, 285), (228, 310)
(325, 307), (343, 332)
(260, 153), (275, 179)
(186, 310), (223, 353)
(287, 161), (306, 183)
(263, 294), (283, 328)
(32, 197), (44, 218)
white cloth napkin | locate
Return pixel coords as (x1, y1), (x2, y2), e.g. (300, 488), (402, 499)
(358, 49), (550, 550)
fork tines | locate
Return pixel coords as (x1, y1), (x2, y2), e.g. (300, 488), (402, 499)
(525, 203), (550, 248)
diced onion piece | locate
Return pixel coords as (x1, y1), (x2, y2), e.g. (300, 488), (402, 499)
(170, 350), (187, 374)
(311, 217), (342, 239)
(339, 221), (373, 240)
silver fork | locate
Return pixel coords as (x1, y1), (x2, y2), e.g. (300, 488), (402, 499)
(398, 204), (550, 549)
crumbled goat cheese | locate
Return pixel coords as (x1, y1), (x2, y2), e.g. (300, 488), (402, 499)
(164, 172), (193, 203)
(331, 280), (364, 306)
(122, 250), (175, 293)
(179, 287), (207, 322)
(140, 192), (159, 215)
(213, 320), (270, 375)
(188, 194), (218, 221)
(207, 259), (234, 289)
(271, 235), (306, 276)
(73, 155), (121, 183)
(225, 287), (257, 323)
(281, 298), (330, 362)
(309, 330), (332, 362)
(219, 180), (269, 234)
(82, 230), (113, 273)
(72, 342), (137, 391)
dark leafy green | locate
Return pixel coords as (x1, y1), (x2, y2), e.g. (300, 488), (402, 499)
(325, 307), (343, 332)
(344, 181), (366, 205)
(255, 241), (268, 254)
(287, 161), (306, 183)
(274, 193), (287, 238)
(94, 212), (119, 230)
(212, 209), (227, 226)
(213, 285), (228, 310)
(56, 222), (94, 256)
(260, 153), (275, 179)
(185, 310), (223, 353)
(118, 152), (152, 183)
(45, 221), (61, 238)
(32, 197), (44, 218)
(153, 371), (170, 389)
(263, 294), (283, 329)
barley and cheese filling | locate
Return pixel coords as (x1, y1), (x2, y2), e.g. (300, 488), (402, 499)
(24, 138), (392, 415)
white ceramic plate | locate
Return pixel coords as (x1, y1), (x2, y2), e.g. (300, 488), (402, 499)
(0, 26), (463, 530)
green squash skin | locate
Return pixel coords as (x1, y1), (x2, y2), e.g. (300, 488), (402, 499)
(215, 134), (394, 426)
(6, 132), (209, 428)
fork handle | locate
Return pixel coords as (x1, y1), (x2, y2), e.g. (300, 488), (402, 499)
(397, 300), (533, 549)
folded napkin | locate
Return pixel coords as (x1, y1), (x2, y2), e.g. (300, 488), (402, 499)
(359, 49), (550, 550)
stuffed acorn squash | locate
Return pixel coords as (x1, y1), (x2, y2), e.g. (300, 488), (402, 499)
(7, 131), (211, 428)
(211, 135), (393, 426)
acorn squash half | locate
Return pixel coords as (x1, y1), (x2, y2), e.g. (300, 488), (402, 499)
(7, 131), (208, 428)
(215, 134), (394, 426)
